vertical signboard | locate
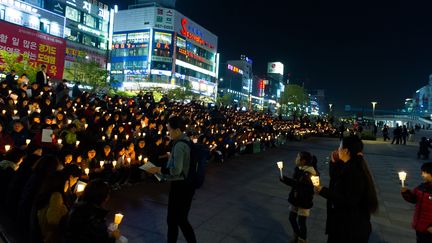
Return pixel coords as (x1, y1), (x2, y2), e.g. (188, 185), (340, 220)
(0, 21), (66, 79)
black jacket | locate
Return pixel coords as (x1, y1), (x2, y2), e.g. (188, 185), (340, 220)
(65, 201), (115, 243)
(319, 159), (372, 242)
(36, 71), (46, 87)
(280, 166), (315, 209)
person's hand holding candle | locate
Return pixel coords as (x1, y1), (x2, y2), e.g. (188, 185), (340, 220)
(277, 161), (283, 178)
(398, 171), (407, 187)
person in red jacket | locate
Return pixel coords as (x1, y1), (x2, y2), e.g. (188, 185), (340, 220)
(401, 162), (432, 243)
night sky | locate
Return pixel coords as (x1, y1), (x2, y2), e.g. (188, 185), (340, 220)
(108, 0), (432, 111)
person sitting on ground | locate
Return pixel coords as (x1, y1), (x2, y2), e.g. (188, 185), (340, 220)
(65, 179), (121, 243)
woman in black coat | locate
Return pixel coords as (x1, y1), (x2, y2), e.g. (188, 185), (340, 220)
(315, 136), (378, 243)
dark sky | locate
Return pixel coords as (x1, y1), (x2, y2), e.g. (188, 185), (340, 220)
(109, 0), (432, 111)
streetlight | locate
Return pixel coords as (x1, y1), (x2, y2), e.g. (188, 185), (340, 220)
(371, 101), (378, 124)
(329, 103), (333, 113)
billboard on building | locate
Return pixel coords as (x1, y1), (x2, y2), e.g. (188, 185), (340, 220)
(174, 12), (218, 51)
(0, 20), (66, 79)
(267, 62), (284, 75)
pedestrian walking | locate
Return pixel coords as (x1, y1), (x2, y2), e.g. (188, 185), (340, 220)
(382, 125), (390, 141)
(402, 125), (408, 145)
(392, 125), (402, 144)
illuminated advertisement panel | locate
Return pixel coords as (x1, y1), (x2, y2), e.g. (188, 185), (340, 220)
(0, 20), (66, 79)
(267, 62), (284, 75)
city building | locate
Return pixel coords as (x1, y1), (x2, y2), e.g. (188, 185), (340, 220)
(110, 3), (219, 99)
(307, 89), (326, 115)
(1, 0), (114, 81)
(0, 0), (67, 79)
(412, 74), (432, 115)
(218, 55), (254, 106)
(42, 0), (114, 81)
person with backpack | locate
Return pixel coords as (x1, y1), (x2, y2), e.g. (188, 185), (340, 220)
(147, 116), (198, 243)
(280, 151), (318, 243)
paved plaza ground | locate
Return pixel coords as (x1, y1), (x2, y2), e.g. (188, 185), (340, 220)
(104, 132), (431, 243)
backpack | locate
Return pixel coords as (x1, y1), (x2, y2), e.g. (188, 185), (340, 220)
(176, 139), (210, 189)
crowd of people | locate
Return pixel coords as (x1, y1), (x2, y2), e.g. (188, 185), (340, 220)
(0, 69), (336, 242)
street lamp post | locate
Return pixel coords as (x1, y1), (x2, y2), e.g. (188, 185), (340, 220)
(371, 101), (378, 124)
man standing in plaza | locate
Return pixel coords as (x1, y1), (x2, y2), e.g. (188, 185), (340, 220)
(36, 64), (48, 87)
(147, 116), (197, 243)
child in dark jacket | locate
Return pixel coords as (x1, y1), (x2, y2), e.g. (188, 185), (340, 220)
(401, 162), (432, 243)
(280, 151), (318, 243)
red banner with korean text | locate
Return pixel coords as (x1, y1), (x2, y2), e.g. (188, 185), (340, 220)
(0, 21), (66, 80)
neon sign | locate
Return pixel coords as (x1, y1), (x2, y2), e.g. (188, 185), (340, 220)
(227, 64), (243, 75)
(180, 18), (215, 49)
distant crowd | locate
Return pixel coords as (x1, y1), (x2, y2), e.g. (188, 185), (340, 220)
(0, 68), (336, 243)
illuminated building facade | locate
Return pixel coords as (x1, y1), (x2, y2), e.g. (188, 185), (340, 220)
(2, 0), (114, 80)
(110, 3), (219, 98)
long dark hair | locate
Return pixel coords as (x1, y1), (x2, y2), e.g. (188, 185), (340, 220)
(298, 151), (318, 175)
(342, 136), (379, 214)
(34, 171), (68, 210)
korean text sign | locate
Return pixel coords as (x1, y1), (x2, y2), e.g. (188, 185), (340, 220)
(0, 21), (66, 79)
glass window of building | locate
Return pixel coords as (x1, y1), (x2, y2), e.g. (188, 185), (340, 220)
(127, 32), (150, 44)
(0, 6), (5, 20)
(176, 37), (186, 49)
(83, 34), (96, 47)
(113, 34), (127, 44)
(66, 6), (80, 22)
(102, 20), (109, 33)
(154, 32), (172, 44)
(84, 13), (96, 28)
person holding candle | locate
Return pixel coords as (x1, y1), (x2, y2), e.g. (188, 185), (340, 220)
(0, 121), (13, 156)
(279, 151), (318, 243)
(315, 136), (378, 243)
(65, 179), (121, 243)
(33, 165), (82, 243)
(401, 162), (432, 243)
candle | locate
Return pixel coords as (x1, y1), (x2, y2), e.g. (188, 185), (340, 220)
(4, 145), (11, 152)
(398, 171), (407, 187)
(26, 139), (31, 145)
(125, 134), (129, 140)
(114, 135), (118, 140)
(144, 157), (148, 163)
(67, 119), (72, 124)
(57, 139), (62, 144)
(84, 124), (88, 129)
(52, 109), (55, 114)
(114, 213), (124, 225)
(8, 90), (12, 94)
(13, 110), (17, 115)
(311, 176), (320, 187)
(27, 110), (31, 115)
(102, 136), (106, 141)
(138, 155), (142, 162)
(112, 161), (117, 167)
(76, 183), (86, 193)
(127, 158), (131, 164)
(2, 110), (5, 115)
(138, 132), (142, 137)
(76, 141), (80, 147)
(84, 168), (89, 175)
(100, 161), (104, 167)
(277, 161), (284, 178)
